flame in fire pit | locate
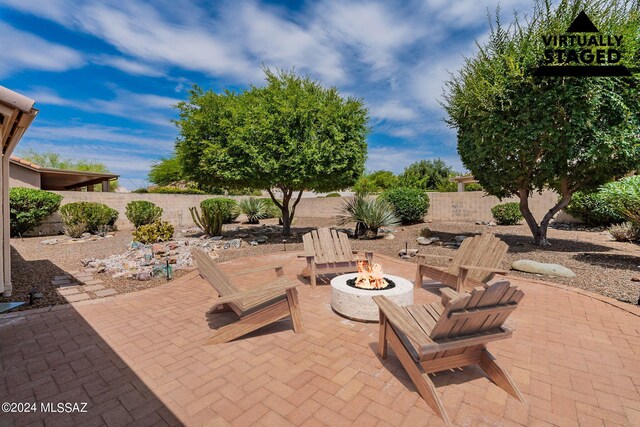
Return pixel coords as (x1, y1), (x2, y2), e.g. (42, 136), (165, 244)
(355, 260), (389, 289)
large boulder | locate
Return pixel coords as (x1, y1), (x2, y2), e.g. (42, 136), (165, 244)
(511, 260), (576, 278)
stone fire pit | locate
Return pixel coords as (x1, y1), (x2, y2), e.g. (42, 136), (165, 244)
(330, 273), (413, 322)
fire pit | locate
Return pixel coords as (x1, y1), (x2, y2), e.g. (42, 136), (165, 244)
(330, 262), (413, 322)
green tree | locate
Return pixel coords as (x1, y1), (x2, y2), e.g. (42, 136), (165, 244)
(175, 69), (369, 235)
(397, 159), (455, 191)
(444, 0), (640, 245)
(20, 149), (118, 191)
(148, 156), (183, 187)
(352, 170), (397, 195)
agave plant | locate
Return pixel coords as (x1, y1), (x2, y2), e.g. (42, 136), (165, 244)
(238, 197), (268, 224)
(337, 194), (400, 239)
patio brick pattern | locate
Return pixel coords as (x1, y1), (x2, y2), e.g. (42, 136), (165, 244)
(1, 252), (639, 426)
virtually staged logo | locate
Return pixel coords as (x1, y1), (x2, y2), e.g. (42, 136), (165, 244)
(534, 10), (632, 77)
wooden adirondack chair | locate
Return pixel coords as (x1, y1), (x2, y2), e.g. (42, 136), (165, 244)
(373, 279), (525, 425)
(193, 250), (304, 344)
(415, 233), (508, 292)
(300, 228), (373, 287)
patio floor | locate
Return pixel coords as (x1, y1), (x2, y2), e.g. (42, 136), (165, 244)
(1, 252), (640, 426)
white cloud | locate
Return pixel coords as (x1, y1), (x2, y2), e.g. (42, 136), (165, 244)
(0, 22), (84, 77)
(93, 55), (166, 77)
(368, 100), (419, 122)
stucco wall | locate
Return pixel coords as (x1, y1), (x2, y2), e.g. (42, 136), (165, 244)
(9, 163), (40, 189)
(25, 190), (576, 236)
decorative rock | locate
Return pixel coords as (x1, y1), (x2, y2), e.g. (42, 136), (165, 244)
(383, 233), (395, 240)
(454, 235), (469, 243)
(399, 249), (419, 257)
(417, 237), (439, 245)
(250, 241), (259, 246)
(135, 271), (152, 281)
(212, 236), (224, 241)
(41, 238), (59, 245)
(631, 277), (640, 282)
(476, 220), (488, 225)
(418, 227), (432, 238)
(255, 236), (268, 244)
(488, 221), (497, 226)
(81, 232), (91, 239)
(511, 260), (576, 277)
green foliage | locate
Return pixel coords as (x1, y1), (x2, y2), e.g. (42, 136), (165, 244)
(9, 187), (63, 236)
(418, 227), (432, 238)
(132, 188), (148, 193)
(491, 203), (523, 225)
(260, 198), (282, 219)
(228, 188), (263, 196)
(238, 198), (268, 224)
(381, 187), (430, 224)
(398, 159), (455, 191)
(444, 0), (640, 244)
(125, 201), (163, 228)
(64, 222), (87, 239)
(200, 198), (238, 223)
(599, 175), (640, 226)
(174, 68), (369, 234)
(148, 156), (183, 186)
(465, 182), (483, 192)
(434, 180), (457, 192)
(337, 194), (400, 238)
(325, 193), (341, 197)
(132, 221), (174, 244)
(59, 202), (118, 235)
(190, 205), (223, 236)
(608, 222), (640, 242)
(352, 176), (378, 195)
(147, 186), (205, 194)
(564, 190), (624, 226)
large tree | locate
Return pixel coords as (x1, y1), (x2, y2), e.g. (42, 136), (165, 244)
(175, 69), (369, 235)
(444, 0), (640, 245)
(398, 159), (456, 191)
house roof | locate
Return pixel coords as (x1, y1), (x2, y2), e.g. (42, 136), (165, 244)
(451, 175), (479, 184)
(0, 86), (38, 156)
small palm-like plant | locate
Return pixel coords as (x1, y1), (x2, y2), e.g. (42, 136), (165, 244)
(238, 197), (268, 224)
(337, 194), (400, 239)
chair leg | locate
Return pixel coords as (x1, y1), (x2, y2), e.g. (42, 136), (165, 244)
(415, 265), (423, 289)
(479, 348), (526, 402)
(309, 261), (317, 288)
(207, 303), (233, 315)
(206, 300), (290, 344)
(286, 288), (304, 333)
(378, 311), (388, 359)
(384, 323), (451, 425)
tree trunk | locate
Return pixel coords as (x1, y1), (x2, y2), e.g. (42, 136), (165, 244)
(267, 188), (304, 236)
(518, 183), (573, 246)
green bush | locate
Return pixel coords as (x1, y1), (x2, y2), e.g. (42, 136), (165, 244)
(260, 198), (282, 219)
(381, 187), (430, 224)
(325, 192), (341, 197)
(9, 187), (63, 236)
(337, 194), (400, 238)
(125, 201), (163, 228)
(200, 198), (238, 223)
(132, 221), (174, 244)
(148, 186), (205, 194)
(564, 191), (623, 226)
(465, 182), (483, 192)
(609, 222), (640, 242)
(238, 198), (268, 224)
(59, 202), (118, 234)
(491, 203), (523, 225)
(600, 176), (640, 227)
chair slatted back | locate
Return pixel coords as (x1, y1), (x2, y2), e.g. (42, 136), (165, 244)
(429, 279), (523, 341)
(447, 234), (508, 282)
(192, 250), (244, 313)
(302, 228), (354, 264)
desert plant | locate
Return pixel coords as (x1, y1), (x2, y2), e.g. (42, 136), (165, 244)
(337, 194), (400, 238)
(64, 222), (87, 239)
(190, 205), (223, 236)
(564, 191), (623, 226)
(238, 198), (267, 224)
(132, 220), (174, 244)
(200, 198), (238, 223)
(491, 203), (523, 225)
(125, 201), (163, 228)
(9, 187), (63, 236)
(381, 187), (430, 224)
(600, 176), (640, 227)
(59, 202), (118, 234)
(608, 222), (640, 242)
(147, 186), (205, 194)
(261, 198), (281, 219)
(418, 227), (432, 238)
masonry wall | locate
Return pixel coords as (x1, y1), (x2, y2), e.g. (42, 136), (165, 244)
(9, 163), (40, 189)
(25, 190), (576, 236)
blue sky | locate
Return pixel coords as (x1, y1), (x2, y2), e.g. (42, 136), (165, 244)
(0, 0), (533, 190)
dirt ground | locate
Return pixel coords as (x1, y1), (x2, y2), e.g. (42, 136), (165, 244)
(5, 217), (640, 311)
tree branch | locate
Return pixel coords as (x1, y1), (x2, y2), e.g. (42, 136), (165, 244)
(289, 190), (304, 220)
(267, 188), (283, 209)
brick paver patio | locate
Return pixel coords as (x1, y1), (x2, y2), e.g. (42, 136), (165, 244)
(1, 252), (639, 426)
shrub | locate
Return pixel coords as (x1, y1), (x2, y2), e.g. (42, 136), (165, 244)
(564, 191), (623, 226)
(608, 222), (640, 242)
(125, 201), (163, 228)
(59, 202), (118, 234)
(148, 186), (205, 194)
(260, 198), (281, 219)
(337, 194), (400, 238)
(190, 205), (223, 236)
(600, 176), (640, 227)
(238, 198), (267, 224)
(132, 188), (148, 193)
(64, 222), (87, 238)
(132, 221), (174, 244)
(200, 198), (238, 223)
(491, 203), (523, 225)
(381, 187), (430, 224)
(418, 227), (432, 238)
(465, 182), (483, 192)
(325, 192), (341, 197)
(9, 188), (62, 237)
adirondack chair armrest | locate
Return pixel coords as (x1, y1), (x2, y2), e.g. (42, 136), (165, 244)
(214, 279), (299, 305)
(352, 250), (373, 258)
(297, 253), (315, 259)
(416, 253), (454, 263)
(226, 265), (285, 277)
(440, 288), (460, 305)
(458, 265), (508, 275)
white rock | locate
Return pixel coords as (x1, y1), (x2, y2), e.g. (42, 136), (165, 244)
(41, 238), (59, 245)
(511, 260), (576, 277)
(383, 233), (395, 240)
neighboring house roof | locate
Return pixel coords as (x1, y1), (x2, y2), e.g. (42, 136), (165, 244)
(10, 156), (119, 191)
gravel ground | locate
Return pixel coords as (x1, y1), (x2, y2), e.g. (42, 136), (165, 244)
(4, 218), (640, 311)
